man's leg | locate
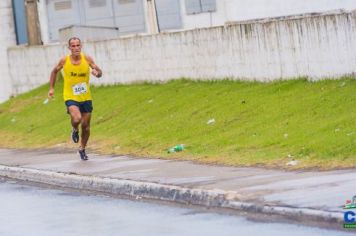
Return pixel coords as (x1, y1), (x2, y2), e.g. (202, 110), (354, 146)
(80, 112), (91, 150)
(78, 112), (91, 161)
(67, 105), (81, 143)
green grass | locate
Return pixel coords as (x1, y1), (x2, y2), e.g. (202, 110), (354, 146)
(0, 78), (355, 169)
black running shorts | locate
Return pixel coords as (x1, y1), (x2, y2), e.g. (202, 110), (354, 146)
(65, 100), (93, 113)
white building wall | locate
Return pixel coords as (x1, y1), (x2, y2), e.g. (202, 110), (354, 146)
(37, 0), (356, 42)
(179, 0), (227, 29)
(37, 0), (50, 44)
(7, 10), (356, 96)
(224, 0), (356, 22)
(179, 0), (356, 30)
(0, 0), (17, 103)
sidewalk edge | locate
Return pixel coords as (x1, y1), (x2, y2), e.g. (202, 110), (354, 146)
(0, 165), (343, 225)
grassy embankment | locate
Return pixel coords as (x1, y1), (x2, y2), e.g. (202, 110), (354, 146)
(0, 78), (355, 170)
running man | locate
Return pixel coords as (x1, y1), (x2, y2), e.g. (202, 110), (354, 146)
(48, 37), (102, 160)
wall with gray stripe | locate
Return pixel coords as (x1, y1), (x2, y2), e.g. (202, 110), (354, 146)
(6, 10), (356, 97)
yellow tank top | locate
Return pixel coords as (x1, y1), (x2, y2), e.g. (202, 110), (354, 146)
(63, 53), (92, 102)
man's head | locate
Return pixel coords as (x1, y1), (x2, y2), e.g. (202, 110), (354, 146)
(68, 37), (82, 56)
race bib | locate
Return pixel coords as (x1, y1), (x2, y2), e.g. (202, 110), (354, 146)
(72, 82), (87, 95)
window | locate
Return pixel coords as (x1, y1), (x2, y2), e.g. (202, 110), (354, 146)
(185, 0), (216, 15)
(54, 0), (72, 11)
(118, 0), (135, 4)
(89, 0), (107, 8)
(201, 0), (216, 12)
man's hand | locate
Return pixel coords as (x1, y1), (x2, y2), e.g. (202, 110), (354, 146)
(91, 68), (102, 78)
(48, 88), (55, 98)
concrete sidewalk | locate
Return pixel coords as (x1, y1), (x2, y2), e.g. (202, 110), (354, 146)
(0, 148), (354, 228)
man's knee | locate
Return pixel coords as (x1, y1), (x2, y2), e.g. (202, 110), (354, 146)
(72, 115), (82, 125)
(81, 123), (90, 132)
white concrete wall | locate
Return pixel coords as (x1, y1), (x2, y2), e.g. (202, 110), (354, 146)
(8, 44), (68, 95)
(0, 0), (17, 103)
(58, 25), (120, 43)
(7, 10), (356, 96)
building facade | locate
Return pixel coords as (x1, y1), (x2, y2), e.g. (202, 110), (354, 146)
(2, 0), (356, 103)
(11, 0), (356, 44)
(0, 0), (17, 103)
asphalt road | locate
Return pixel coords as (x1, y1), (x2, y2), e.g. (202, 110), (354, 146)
(0, 179), (352, 236)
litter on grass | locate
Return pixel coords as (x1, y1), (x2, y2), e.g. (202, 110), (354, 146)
(207, 118), (215, 125)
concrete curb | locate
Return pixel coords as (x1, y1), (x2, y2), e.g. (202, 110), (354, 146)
(0, 165), (343, 225)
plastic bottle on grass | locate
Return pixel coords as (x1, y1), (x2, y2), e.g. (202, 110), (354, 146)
(168, 144), (185, 153)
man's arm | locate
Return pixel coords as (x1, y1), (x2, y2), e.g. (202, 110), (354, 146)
(86, 55), (102, 78)
(48, 57), (65, 98)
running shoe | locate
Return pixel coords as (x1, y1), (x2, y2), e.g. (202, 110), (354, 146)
(78, 149), (88, 161)
(71, 129), (79, 143)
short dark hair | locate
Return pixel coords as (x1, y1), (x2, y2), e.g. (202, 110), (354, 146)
(68, 37), (81, 46)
